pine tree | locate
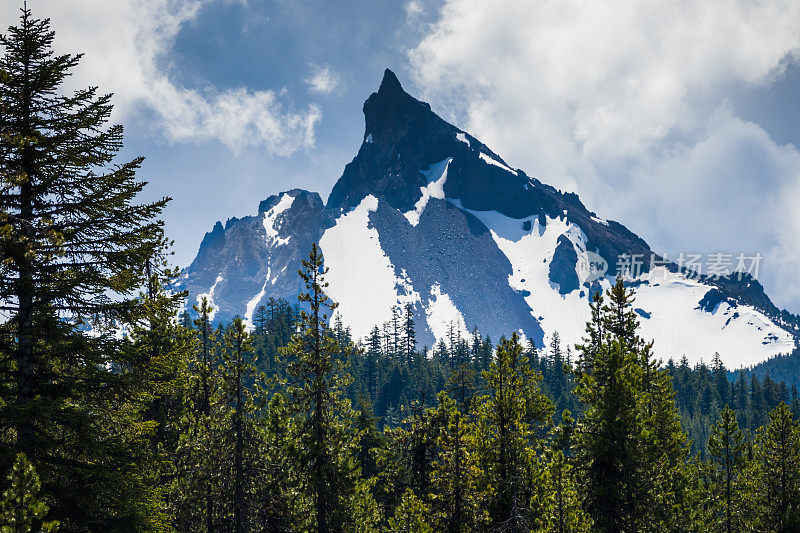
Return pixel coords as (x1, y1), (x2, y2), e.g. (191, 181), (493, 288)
(754, 403), (800, 531)
(253, 305), (269, 336)
(282, 243), (360, 532)
(544, 410), (591, 533)
(574, 280), (645, 532)
(0, 7), (170, 528)
(388, 489), (433, 533)
(121, 262), (192, 524)
(0, 453), (59, 533)
(429, 393), (481, 532)
(473, 332), (553, 530)
(403, 303), (417, 366)
(220, 317), (259, 532)
(707, 406), (748, 532)
(575, 277), (692, 531)
(172, 297), (218, 532)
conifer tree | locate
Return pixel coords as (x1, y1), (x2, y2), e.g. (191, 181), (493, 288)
(172, 297), (219, 532)
(429, 393), (481, 532)
(282, 243), (360, 532)
(473, 332), (553, 530)
(388, 489), (433, 533)
(0, 7), (170, 528)
(754, 402), (800, 531)
(707, 406), (748, 532)
(221, 317), (258, 532)
(0, 453), (58, 533)
(544, 410), (591, 533)
(575, 277), (691, 531)
(403, 303), (416, 366)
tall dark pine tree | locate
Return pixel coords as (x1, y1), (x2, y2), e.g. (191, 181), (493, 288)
(221, 317), (257, 532)
(403, 302), (416, 366)
(707, 406), (748, 533)
(283, 243), (360, 532)
(0, 7), (169, 529)
(755, 403), (800, 531)
(475, 332), (553, 530)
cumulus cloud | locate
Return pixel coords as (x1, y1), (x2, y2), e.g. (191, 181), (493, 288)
(409, 0), (800, 310)
(2, 0), (320, 154)
(304, 64), (342, 95)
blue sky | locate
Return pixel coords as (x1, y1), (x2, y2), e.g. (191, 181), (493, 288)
(4, 0), (800, 312)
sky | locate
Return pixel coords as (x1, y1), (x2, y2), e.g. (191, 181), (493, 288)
(3, 0), (800, 312)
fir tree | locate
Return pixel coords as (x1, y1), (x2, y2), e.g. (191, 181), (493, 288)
(0, 453), (58, 533)
(754, 403), (800, 531)
(403, 303), (416, 366)
(429, 393), (481, 532)
(0, 7), (170, 528)
(282, 243), (360, 532)
(707, 406), (748, 533)
(474, 332), (553, 530)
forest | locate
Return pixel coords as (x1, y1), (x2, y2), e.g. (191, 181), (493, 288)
(2, 6), (800, 533)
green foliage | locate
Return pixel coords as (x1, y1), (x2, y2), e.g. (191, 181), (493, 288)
(0, 454), (58, 533)
(574, 278), (692, 531)
(281, 243), (361, 532)
(10, 4), (800, 533)
(753, 402), (800, 531)
(387, 489), (432, 533)
(0, 7), (175, 530)
(706, 406), (749, 532)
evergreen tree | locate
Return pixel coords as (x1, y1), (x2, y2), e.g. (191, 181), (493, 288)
(473, 332), (553, 530)
(544, 411), (591, 533)
(0, 8), (170, 528)
(403, 303), (416, 366)
(388, 489), (432, 533)
(429, 393), (481, 532)
(707, 406), (748, 533)
(282, 244), (360, 532)
(754, 403), (800, 531)
(220, 317), (260, 532)
(172, 297), (219, 532)
(575, 277), (692, 531)
(0, 453), (58, 533)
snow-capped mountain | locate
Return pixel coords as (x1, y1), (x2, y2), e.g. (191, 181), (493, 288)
(178, 69), (797, 367)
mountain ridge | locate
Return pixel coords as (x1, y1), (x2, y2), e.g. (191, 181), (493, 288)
(178, 69), (798, 367)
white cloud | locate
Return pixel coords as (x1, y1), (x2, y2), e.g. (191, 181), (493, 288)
(623, 108), (800, 306)
(409, 0), (800, 310)
(304, 64), (341, 95)
(405, 0), (424, 21)
(3, 0), (320, 154)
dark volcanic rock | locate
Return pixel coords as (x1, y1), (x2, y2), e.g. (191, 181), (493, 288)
(549, 235), (579, 295)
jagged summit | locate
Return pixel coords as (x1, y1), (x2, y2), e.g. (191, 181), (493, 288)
(178, 68), (798, 366)
(378, 68), (403, 95)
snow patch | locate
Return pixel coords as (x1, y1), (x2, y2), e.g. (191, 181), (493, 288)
(403, 158), (452, 226)
(456, 132), (470, 147)
(320, 195), (420, 340)
(365, 133), (373, 144)
(425, 283), (468, 343)
(631, 270), (795, 367)
(591, 215), (609, 226)
(263, 193), (295, 247)
(196, 275), (224, 322)
(479, 152), (518, 176)
(447, 198), (793, 365)
(244, 267), (270, 329)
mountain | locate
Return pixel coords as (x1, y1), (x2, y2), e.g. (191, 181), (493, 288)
(178, 69), (798, 368)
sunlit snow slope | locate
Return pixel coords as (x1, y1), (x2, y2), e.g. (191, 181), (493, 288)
(179, 69), (798, 367)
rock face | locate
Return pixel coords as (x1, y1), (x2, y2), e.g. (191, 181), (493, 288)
(178, 69), (798, 366)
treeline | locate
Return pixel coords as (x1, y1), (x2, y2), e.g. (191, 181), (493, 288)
(159, 266), (800, 531)
(741, 348), (800, 388)
(252, 299), (797, 459)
